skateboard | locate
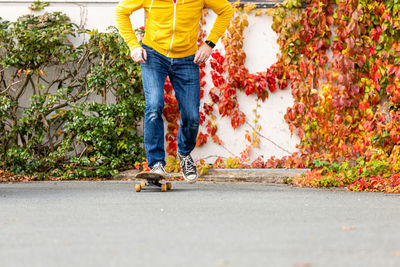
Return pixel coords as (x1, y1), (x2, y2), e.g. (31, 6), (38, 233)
(134, 172), (172, 192)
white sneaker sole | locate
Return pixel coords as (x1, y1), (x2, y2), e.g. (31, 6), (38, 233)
(183, 174), (198, 184)
(150, 170), (170, 179)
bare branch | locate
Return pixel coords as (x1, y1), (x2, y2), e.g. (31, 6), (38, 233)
(29, 77), (37, 96)
(15, 75), (31, 101)
(41, 113), (55, 151)
(39, 75), (50, 84)
(220, 143), (236, 157)
(77, 145), (88, 160)
(195, 155), (228, 161)
(245, 120), (292, 155)
(45, 89), (93, 116)
(45, 66), (67, 94)
(0, 80), (22, 94)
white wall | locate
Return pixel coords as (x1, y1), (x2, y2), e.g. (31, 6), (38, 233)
(0, 2), (300, 162)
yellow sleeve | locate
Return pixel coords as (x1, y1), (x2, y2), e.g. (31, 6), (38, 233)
(114, 0), (144, 51)
(204, 0), (233, 44)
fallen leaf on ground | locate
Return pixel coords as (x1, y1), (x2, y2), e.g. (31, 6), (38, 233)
(342, 226), (355, 230)
(391, 251), (400, 256)
(216, 259), (230, 266)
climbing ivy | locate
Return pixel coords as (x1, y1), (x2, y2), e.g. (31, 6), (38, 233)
(162, 0), (400, 192)
(271, 0), (400, 192)
(3, 0), (400, 193)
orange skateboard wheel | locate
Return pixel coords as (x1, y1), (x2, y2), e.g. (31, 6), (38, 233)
(135, 184), (142, 192)
(161, 184), (167, 192)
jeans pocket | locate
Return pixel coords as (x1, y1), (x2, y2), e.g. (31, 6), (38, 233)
(185, 54), (195, 63)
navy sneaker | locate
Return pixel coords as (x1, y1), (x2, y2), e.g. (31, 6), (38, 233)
(178, 153), (198, 183)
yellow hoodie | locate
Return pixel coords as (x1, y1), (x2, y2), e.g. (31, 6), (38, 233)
(114, 0), (233, 58)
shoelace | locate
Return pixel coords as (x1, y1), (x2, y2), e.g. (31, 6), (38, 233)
(181, 156), (196, 175)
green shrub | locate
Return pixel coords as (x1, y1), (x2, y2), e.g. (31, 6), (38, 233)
(0, 11), (145, 178)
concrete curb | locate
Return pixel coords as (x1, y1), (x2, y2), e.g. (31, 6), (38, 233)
(114, 168), (310, 183)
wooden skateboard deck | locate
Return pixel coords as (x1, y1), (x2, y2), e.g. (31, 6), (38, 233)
(134, 172), (172, 192)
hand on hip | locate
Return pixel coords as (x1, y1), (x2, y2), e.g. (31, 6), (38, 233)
(131, 46), (147, 63)
(194, 43), (212, 65)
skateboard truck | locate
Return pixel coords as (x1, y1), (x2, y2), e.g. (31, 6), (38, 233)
(134, 172), (172, 192)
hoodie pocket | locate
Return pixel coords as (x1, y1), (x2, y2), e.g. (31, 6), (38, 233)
(171, 30), (192, 51)
(149, 28), (172, 50)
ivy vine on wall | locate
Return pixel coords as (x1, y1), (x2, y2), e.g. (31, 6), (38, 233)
(161, 0), (400, 192)
(162, 1), (301, 172)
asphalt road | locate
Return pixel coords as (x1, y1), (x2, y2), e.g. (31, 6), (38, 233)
(0, 181), (399, 267)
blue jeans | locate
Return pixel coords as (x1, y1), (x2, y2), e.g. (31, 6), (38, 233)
(140, 44), (200, 168)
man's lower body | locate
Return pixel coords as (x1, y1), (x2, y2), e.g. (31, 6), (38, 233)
(140, 44), (200, 183)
